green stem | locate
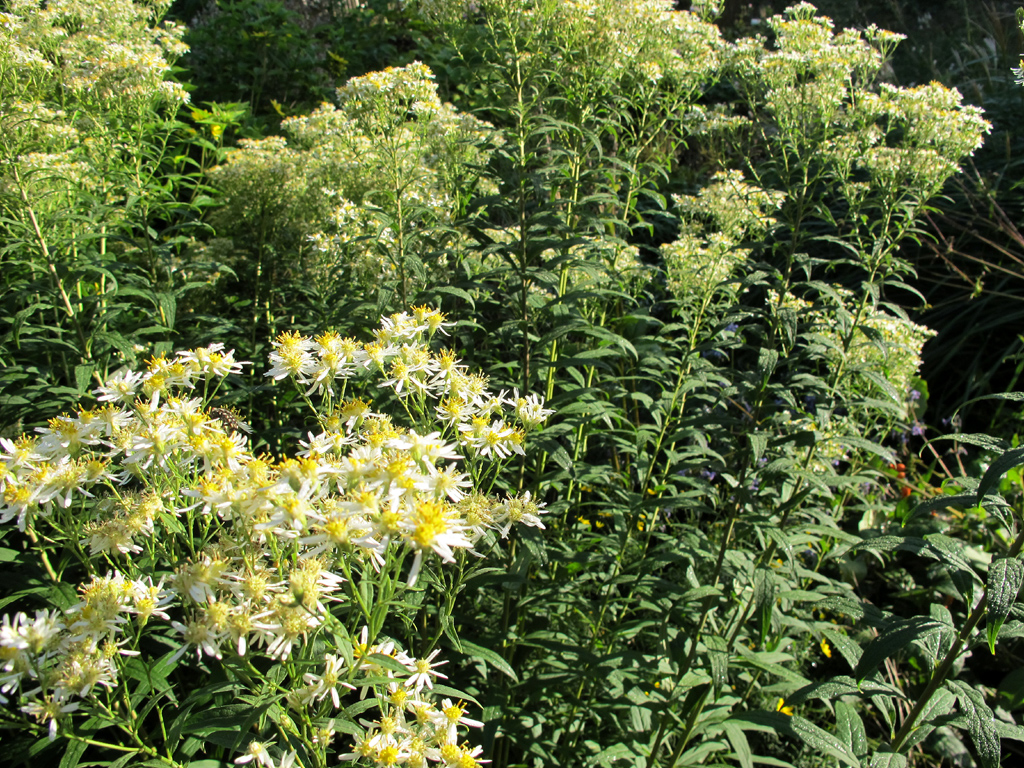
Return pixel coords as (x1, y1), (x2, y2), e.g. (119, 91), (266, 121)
(891, 524), (1024, 752)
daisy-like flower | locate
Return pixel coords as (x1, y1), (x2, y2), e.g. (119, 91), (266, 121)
(390, 430), (461, 467)
(1, 610), (62, 660)
(433, 698), (484, 741)
(495, 491), (547, 538)
(234, 740), (274, 766)
(459, 418), (520, 459)
(338, 732), (378, 763)
(93, 369), (145, 404)
(0, 435), (43, 474)
(411, 304), (453, 336)
(303, 653), (356, 707)
(513, 391), (555, 430)
(169, 616), (224, 662)
(178, 343), (247, 378)
(427, 463), (472, 502)
(129, 576), (174, 625)
(21, 695), (79, 741)
(403, 499), (472, 586)
(265, 331), (317, 382)
(352, 625), (403, 677)
(403, 648), (448, 693)
(262, 601), (321, 660)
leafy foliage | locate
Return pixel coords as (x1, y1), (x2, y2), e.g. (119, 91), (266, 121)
(3, 1), (1024, 767)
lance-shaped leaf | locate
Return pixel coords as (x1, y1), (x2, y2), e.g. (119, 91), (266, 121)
(901, 686), (957, 752)
(868, 750), (907, 768)
(705, 635), (729, 695)
(836, 701), (868, 761)
(947, 679), (1000, 768)
(787, 675), (905, 706)
(976, 447), (1024, 501)
(987, 557), (1024, 654)
(753, 567), (777, 648)
(853, 618), (947, 682)
(728, 711), (860, 767)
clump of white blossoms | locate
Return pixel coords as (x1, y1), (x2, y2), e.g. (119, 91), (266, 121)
(664, 171), (785, 302)
(209, 61), (499, 300)
(768, 288), (936, 417)
(0, 307), (551, 763)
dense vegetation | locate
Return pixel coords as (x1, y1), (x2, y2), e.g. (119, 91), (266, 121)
(3, 1), (1024, 766)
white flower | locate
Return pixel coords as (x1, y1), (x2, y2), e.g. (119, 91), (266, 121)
(93, 369), (144, 404)
(403, 648), (448, 693)
(234, 741), (274, 767)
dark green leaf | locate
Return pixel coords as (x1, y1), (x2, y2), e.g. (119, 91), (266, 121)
(458, 639), (519, 682)
(854, 618), (946, 681)
(947, 679), (1000, 768)
(987, 557), (1024, 653)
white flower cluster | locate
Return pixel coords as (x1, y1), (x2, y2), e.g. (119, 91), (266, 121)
(673, 170), (786, 243)
(336, 61), (443, 127)
(0, 574), (171, 737)
(0, 310), (550, 755)
(663, 171), (784, 303)
(662, 232), (746, 303)
(415, 0), (721, 98)
(720, 3), (990, 200)
(266, 307), (553, 464)
(768, 288), (936, 415)
(0, 0), (189, 109)
(209, 62), (498, 297)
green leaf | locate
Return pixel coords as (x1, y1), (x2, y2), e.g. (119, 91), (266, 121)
(835, 701), (868, 760)
(821, 627), (864, 670)
(987, 557), (1024, 653)
(904, 493), (980, 523)
(59, 738), (88, 768)
(749, 432), (768, 463)
(854, 618), (946, 681)
(432, 285), (476, 307)
(721, 722), (754, 768)
(734, 646), (810, 686)
(902, 686), (956, 751)
(947, 679), (1000, 768)
(788, 715), (861, 768)
(867, 750), (907, 768)
(179, 703), (267, 741)
(589, 742), (637, 767)
(757, 348), (779, 378)
(705, 635), (728, 695)
(366, 652), (411, 675)
(73, 363), (95, 393)
(977, 447), (1024, 502)
(728, 711), (860, 767)
(787, 676), (904, 706)
(457, 639), (519, 682)
(753, 567), (777, 647)
(157, 291), (177, 329)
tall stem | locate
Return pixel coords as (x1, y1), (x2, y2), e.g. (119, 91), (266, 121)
(891, 524), (1024, 752)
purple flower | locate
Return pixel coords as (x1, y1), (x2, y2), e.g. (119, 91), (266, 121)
(700, 468), (717, 481)
(909, 389), (921, 401)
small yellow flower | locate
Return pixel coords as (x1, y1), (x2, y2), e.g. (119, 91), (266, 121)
(820, 637), (832, 658)
(776, 698), (794, 716)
